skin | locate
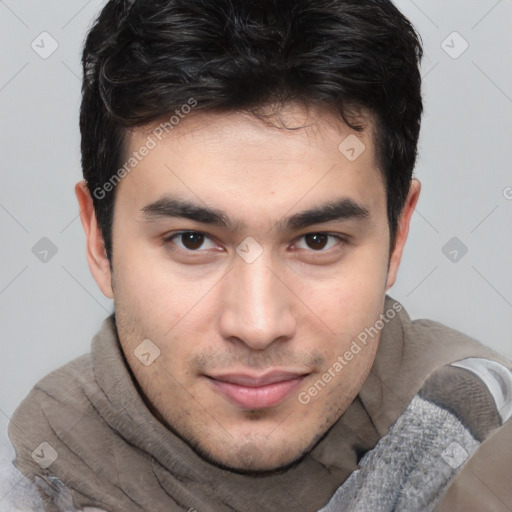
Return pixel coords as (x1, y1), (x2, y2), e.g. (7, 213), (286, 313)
(76, 104), (420, 473)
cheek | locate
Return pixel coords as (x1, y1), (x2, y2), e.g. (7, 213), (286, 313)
(297, 257), (387, 334)
(112, 255), (217, 369)
(292, 253), (387, 378)
(113, 241), (182, 317)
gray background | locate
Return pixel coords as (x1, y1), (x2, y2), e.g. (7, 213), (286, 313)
(1, 0), (511, 475)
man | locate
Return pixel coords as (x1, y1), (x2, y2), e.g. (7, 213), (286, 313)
(7, 0), (512, 510)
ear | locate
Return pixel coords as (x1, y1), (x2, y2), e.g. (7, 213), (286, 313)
(385, 178), (421, 291)
(75, 181), (114, 299)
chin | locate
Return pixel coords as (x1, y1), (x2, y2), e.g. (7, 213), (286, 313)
(192, 437), (311, 475)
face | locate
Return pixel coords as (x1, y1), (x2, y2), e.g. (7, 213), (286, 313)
(79, 104), (418, 473)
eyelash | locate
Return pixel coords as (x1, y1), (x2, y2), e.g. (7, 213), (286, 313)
(162, 231), (349, 256)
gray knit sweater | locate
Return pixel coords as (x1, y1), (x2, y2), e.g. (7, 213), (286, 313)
(319, 357), (512, 511)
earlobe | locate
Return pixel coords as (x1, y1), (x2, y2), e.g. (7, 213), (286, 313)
(385, 178), (421, 291)
(75, 181), (114, 299)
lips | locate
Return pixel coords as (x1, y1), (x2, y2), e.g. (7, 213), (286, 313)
(207, 370), (308, 410)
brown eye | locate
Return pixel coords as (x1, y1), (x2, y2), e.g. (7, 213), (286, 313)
(304, 233), (329, 250)
(294, 233), (346, 254)
(165, 231), (216, 251)
(180, 232), (205, 250)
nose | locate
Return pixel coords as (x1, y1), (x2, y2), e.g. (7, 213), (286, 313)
(218, 255), (297, 351)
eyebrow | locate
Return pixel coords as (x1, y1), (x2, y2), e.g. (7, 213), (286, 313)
(140, 196), (370, 232)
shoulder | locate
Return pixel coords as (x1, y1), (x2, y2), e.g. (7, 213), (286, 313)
(9, 315), (117, 449)
(407, 312), (511, 369)
(9, 352), (95, 444)
(420, 357), (512, 441)
(319, 355), (512, 512)
(7, 353), (97, 505)
(431, 358), (512, 511)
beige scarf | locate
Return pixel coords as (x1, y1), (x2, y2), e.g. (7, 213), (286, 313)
(9, 295), (506, 512)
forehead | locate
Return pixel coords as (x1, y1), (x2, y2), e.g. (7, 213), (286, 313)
(134, 104), (375, 159)
(115, 105), (386, 224)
